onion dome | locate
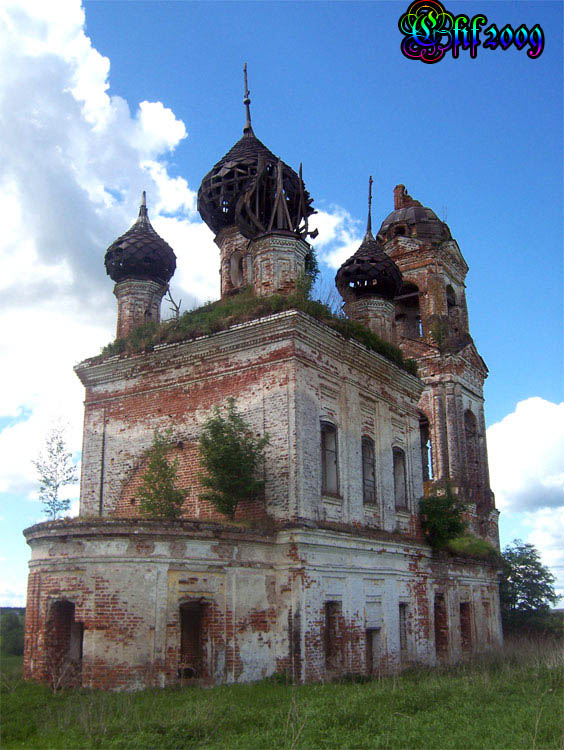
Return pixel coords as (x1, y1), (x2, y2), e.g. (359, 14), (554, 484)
(197, 64), (316, 240)
(377, 184), (451, 243)
(336, 177), (402, 302)
(104, 192), (176, 285)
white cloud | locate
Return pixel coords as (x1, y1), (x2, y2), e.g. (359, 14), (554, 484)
(487, 398), (564, 512)
(0, 0), (219, 512)
(488, 398), (564, 600)
(310, 206), (363, 269)
(524, 507), (564, 600)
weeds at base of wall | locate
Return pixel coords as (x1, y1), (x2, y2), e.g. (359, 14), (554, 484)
(2, 636), (562, 749)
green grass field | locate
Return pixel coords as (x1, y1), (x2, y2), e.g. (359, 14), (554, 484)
(1, 638), (562, 749)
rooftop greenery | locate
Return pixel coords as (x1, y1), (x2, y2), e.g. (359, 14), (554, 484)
(99, 288), (418, 375)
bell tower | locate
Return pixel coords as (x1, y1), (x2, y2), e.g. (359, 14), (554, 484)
(197, 65), (317, 298)
(377, 186), (497, 542)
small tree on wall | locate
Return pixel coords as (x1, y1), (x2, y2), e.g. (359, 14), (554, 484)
(33, 425), (78, 520)
(138, 429), (185, 520)
(198, 398), (269, 519)
(419, 484), (466, 549)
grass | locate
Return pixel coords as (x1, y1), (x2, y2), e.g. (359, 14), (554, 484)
(98, 288), (418, 376)
(1, 637), (562, 749)
(447, 533), (500, 560)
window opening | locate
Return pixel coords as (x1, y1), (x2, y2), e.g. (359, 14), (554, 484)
(362, 437), (376, 504)
(482, 600), (492, 645)
(393, 448), (407, 509)
(399, 603), (408, 660)
(434, 594), (448, 657)
(229, 252), (244, 288)
(321, 422), (339, 495)
(464, 410), (480, 488)
(394, 282), (421, 339)
(324, 601), (342, 672)
(179, 601), (208, 679)
(419, 416), (433, 481)
(459, 602), (472, 651)
(366, 628), (381, 674)
(45, 600), (83, 687)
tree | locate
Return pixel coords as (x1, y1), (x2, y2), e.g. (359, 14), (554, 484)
(33, 425), (77, 520)
(419, 484), (466, 549)
(500, 539), (561, 617)
(0, 609), (25, 656)
(198, 398), (269, 520)
(138, 429), (185, 520)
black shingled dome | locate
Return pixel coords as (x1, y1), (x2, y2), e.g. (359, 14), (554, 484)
(336, 232), (403, 302)
(104, 195), (176, 285)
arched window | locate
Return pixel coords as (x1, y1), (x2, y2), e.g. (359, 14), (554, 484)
(362, 437), (376, 504)
(464, 410), (480, 488)
(393, 447), (407, 509)
(419, 415), (433, 481)
(321, 422), (339, 495)
(230, 252), (244, 288)
(394, 282), (422, 339)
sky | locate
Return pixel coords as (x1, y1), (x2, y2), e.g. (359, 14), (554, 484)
(0, 0), (562, 607)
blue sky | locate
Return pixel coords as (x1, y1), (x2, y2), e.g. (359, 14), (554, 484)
(0, 0), (562, 605)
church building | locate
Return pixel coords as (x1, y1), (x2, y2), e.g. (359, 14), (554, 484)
(23, 77), (502, 690)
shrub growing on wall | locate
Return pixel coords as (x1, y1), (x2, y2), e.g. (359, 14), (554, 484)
(138, 429), (185, 520)
(419, 484), (466, 549)
(198, 399), (269, 519)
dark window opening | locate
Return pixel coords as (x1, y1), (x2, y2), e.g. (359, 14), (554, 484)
(324, 601), (342, 672)
(366, 628), (381, 675)
(434, 594), (448, 657)
(459, 602), (472, 651)
(393, 448), (407, 510)
(321, 422), (339, 496)
(464, 410), (480, 489)
(399, 603), (408, 660)
(394, 282), (422, 339)
(362, 437), (376, 504)
(482, 600), (492, 645)
(45, 600), (83, 687)
(178, 601), (209, 680)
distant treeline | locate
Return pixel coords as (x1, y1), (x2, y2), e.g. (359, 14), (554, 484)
(1, 607), (25, 656)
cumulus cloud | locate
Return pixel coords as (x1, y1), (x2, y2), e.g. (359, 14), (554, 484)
(310, 206), (363, 269)
(524, 507), (564, 598)
(487, 398), (564, 512)
(0, 0), (219, 505)
(488, 398), (564, 600)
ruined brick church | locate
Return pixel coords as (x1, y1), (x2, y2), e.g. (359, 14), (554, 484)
(23, 80), (502, 690)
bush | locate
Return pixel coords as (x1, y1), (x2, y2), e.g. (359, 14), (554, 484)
(198, 399), (269, 519)
(138, 430), (185, 520)
(419, 485), (466, 549)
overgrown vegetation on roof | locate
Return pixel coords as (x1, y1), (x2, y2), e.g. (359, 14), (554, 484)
(447, 533), (500, 560)
(99, 287), (417, 375)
